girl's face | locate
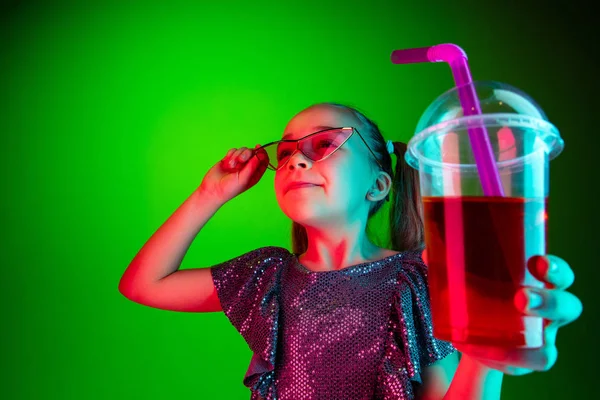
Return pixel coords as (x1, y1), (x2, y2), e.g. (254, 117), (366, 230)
(274, 105), (380, 228)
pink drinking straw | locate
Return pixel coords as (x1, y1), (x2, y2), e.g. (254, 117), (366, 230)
(391, 44), (505, 197)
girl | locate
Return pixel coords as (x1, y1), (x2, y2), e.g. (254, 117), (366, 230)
(119, 102), (582, 399)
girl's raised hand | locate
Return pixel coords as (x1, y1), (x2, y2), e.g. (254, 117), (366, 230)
(422, 250), (583, 375)
(199, 145), (270, 204)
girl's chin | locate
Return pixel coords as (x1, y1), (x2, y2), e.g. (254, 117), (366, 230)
(283, 209), (317, 221)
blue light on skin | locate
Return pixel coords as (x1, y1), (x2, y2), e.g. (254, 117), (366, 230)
(274, 104), (397, 272)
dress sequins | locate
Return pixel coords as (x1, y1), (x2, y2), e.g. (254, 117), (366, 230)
(211, 247), (456, 399)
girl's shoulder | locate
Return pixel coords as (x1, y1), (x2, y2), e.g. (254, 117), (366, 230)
(211, 246), (292, 286)
(247, 245), (294, 260)
(380, 248), (425, 266)
(220, 246), (293, 266)
(380, 248), (403, 259)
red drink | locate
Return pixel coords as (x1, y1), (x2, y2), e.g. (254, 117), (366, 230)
(422, 196), (548, 348)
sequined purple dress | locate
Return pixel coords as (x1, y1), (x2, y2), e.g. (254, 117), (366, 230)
(211, 246), (456, 400)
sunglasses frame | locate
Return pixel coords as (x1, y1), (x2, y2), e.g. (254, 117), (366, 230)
(257, 126), (385, 171)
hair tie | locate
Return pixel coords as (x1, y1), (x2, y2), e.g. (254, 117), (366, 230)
(386, 140), (394, 155)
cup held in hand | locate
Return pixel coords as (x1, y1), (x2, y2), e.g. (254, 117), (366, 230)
(405, 81), (564, 349)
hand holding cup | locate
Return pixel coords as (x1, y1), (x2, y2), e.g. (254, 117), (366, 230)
(422, 249), (583, 375)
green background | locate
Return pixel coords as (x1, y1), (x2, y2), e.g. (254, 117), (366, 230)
(2, 0), (596, 398)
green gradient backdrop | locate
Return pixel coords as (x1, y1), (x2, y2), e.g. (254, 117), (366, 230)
(2, 0), (596, 399)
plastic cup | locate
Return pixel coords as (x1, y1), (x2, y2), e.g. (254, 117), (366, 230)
(404, 81), (564, 348)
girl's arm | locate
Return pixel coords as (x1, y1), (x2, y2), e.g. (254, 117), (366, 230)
(443, 355), (503, 400)
(119, 188), (225, 312)
(418, 351), (458, 400)
(418, 352), (503, 400)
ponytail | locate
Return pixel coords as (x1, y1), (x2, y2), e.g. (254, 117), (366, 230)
(388, 141), (425, 253)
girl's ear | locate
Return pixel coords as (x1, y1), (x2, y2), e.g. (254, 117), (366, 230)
(369, 172), (392, 200)
(377, 171), (392, 193)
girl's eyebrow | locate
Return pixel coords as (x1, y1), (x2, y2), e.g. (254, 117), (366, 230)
(282, 125), (336, 140)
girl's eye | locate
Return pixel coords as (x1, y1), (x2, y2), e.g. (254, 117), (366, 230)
(318, 140), (334, 148)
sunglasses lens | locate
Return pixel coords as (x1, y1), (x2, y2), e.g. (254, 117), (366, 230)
(262, 128), (351, 170)
(307, 129), (351, 160)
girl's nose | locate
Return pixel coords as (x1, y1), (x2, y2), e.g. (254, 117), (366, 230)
(285, 149), (312, 169)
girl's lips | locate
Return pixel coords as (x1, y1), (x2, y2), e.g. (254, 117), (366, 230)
(286, 183), (321, 192)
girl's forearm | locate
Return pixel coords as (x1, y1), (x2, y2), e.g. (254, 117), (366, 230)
(443, 354), (504, 400)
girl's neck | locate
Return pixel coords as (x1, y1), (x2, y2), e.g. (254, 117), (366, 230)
(298, 224), (396, 272)
(297, 246), (401, 272)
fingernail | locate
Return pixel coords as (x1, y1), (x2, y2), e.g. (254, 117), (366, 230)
(534, 256), (549, 276)
(525, 288), (544, 310)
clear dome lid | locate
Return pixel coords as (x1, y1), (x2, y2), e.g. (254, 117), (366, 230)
(405, 80), (564, 169)
(414, 80), (553, 132)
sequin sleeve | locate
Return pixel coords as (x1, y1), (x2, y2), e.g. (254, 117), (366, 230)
(210, 246), (289, 398)
(376, 250), (457, 398)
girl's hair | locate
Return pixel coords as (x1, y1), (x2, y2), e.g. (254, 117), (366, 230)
(291, 102), (425, 255)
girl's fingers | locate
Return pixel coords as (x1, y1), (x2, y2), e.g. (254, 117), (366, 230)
(222, 145), (268, 173)
(254, 145), (270, 166)
(527, 255), (574, 290)
(225, 148), (251, 168)
(546, 255), (575, 290)
(454, 342), (558, 372)
(232, 148), (245, 160)
(221, 149), (236, 169)
(514, 287), (583, 328)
